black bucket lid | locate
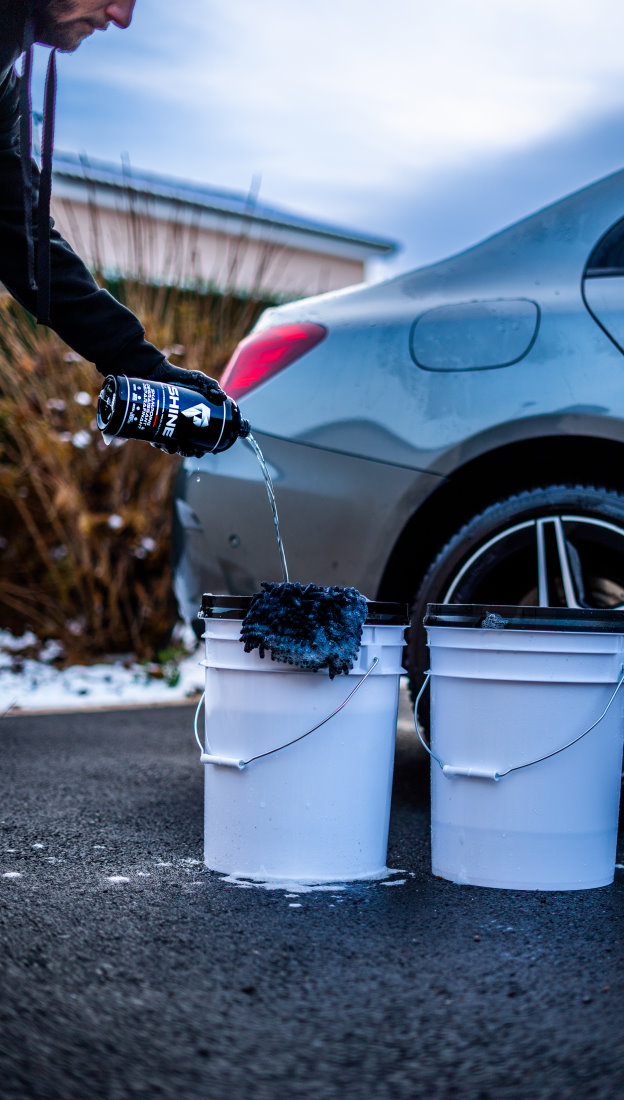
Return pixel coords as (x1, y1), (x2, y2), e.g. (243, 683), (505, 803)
(424, 603), (624, 633)
(200, 592), (409, 625)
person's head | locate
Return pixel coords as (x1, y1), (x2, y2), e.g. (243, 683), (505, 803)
(33, 1), (136, 52)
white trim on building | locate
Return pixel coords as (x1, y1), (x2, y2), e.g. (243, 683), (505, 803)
(50, 153), (399, 299)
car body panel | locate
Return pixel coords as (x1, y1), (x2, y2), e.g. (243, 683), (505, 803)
(220, 170), (624, 474)
(173, 169), (624, 618)
(409, 298), (540, 371)
(173, 431), (444, 622)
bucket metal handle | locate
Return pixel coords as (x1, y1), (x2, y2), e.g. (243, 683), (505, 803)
(194, 657), (380, 769)
(414, 666), (624, 782)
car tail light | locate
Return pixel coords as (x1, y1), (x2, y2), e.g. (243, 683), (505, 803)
(220, 322), (327, 400)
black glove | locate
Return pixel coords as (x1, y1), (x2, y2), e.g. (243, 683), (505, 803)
(148, 359), (227, 406)
(128, 359), (227, 459)
(150, 439), (205, 459)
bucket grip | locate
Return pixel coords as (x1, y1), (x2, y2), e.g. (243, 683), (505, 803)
(441, 764), (500, 781)
(195, 657), (380, 768)
(200, 753), (246, 769)
(414, 665), (624, 781)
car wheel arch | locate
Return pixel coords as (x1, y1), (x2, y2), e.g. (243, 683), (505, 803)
(376, 432), (624, 607)
(403, 483), (624, 716)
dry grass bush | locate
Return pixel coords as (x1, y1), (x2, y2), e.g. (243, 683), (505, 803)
(0, 280), (271, 664)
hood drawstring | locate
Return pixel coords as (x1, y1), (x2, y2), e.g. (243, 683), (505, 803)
(19, 14), (57, 326)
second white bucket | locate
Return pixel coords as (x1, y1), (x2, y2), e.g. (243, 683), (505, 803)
(197, 594), (408, 882)
(419, 604), (624, 891)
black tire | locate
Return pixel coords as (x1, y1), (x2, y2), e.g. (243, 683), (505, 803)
(406, 485), (624, 718)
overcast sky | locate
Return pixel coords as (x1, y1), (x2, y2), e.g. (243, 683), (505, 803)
(32, 0), (624, 278)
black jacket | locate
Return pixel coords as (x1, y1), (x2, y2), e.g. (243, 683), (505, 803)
(0, 2), (164, 377)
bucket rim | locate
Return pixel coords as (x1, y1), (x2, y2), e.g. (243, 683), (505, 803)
(200, 592), (409, 625)
(424, 603), (624, 633)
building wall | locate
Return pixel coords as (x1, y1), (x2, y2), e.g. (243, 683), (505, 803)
(50, 197), (365, 299)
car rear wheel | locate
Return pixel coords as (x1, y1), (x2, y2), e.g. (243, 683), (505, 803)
(406, 485), (624, 714)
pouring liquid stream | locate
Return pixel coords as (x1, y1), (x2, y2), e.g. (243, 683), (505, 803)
(245, 433), (290, 583)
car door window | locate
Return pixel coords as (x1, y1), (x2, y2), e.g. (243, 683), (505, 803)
(583, 219), (624, 352)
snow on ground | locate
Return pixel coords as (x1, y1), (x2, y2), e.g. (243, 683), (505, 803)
(0, 629), (205, 714)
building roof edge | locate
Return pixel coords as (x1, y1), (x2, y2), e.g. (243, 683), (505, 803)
(52, 151), (399, 257)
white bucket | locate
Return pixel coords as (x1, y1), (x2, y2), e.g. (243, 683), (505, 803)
(196, 594), (408, 882)
(418, 604), (624, 891)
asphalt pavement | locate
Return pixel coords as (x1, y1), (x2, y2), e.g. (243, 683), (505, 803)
(1, 690), (623, 1100)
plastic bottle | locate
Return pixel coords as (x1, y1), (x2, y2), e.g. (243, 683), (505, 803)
(96, 374), (249, 455)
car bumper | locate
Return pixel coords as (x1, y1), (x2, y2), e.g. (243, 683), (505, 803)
(172, 431), (442, 625)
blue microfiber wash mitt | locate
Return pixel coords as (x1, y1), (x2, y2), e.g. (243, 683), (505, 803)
(240, 582), (368, 678)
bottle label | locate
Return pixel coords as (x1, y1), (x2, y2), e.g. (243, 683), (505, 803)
(161, 384), (180, 438)
(181, 401), (211, 429)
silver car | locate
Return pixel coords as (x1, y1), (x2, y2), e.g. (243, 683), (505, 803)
(173, 169), (624, 699)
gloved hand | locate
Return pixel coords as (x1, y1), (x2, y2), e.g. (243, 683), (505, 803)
(150, 439), (205, 459)
(148, 359), (227, 406)
(146, 361), (228, 458)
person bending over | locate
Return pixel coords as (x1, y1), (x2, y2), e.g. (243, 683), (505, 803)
(0, 1), (226, 446)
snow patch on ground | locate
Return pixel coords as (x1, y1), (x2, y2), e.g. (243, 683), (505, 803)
(0, 629), (204, 713)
